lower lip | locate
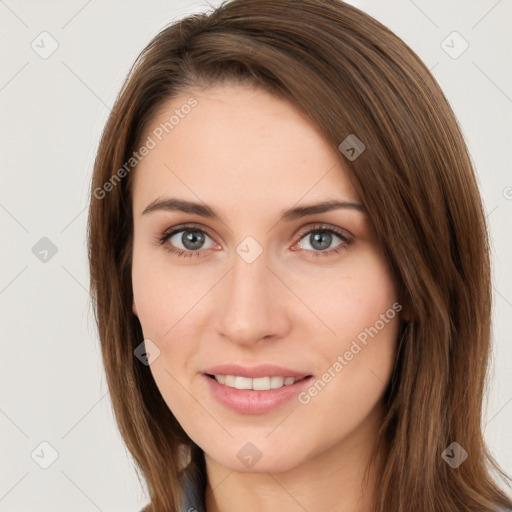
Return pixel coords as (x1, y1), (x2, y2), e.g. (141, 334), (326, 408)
(202, 374), (314, 414)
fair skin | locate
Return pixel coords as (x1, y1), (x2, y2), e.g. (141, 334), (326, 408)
(131, 83), (402, 512)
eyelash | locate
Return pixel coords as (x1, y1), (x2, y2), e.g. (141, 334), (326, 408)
(156, 223), (353, 259)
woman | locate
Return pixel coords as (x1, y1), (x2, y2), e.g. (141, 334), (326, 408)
(87, 0), (512, 511)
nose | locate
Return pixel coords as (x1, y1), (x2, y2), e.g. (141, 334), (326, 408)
(214, 249), (292, 347)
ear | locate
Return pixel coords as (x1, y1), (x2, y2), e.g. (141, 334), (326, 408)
(132, 298), (138, 316)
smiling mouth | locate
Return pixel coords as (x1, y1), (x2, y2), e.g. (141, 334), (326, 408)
(206, 374), (312, 391)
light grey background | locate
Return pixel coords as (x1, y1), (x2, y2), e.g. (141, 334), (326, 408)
(1, 0), (511, 510)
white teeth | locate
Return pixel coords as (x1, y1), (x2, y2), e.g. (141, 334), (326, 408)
(213, 374), (300, 390)
(252, 377), (270, 390)
(270, 376), (285, 389)
(234, 376), (253, 389)
(225, 375), (236, 387)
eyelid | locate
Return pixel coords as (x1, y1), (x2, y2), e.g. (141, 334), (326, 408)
(159, 222), (218, 243)
(294, 223), (353, 243)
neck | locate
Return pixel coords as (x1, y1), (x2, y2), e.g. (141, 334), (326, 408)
(204, 403), (385, 512)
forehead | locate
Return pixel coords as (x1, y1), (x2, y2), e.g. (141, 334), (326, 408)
(131, 84), (360, 215)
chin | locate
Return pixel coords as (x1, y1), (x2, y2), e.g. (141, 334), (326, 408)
(205, 442), (306, 475)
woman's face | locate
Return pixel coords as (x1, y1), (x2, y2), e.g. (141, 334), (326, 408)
(131, 83), (401, 473)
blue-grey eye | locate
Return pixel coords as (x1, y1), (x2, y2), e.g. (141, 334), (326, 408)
(169, 229), (215, 251)
(299, 231), (343, 251)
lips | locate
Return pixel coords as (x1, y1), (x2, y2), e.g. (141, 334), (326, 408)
(203, 372), (315, 414)
(201, 364), (314, 413)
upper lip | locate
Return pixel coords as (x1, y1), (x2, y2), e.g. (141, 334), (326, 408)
(203, 364), (312, 379)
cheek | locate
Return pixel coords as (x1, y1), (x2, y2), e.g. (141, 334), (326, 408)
(295, 249), (399, 346)
(131, 248), (214, 397)
(131, 250), (201, 414)
(298, 249), (400, 404)
(131, 244), (204, 338)
(298, 305), (399, 439)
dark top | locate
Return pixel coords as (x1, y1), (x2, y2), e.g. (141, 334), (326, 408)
(180, 461), (206, 512)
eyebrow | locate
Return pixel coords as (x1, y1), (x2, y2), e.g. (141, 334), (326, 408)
(141, 197), (366, 223)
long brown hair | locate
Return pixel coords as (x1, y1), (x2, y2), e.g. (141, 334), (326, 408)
(87, 1), (512, 510)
